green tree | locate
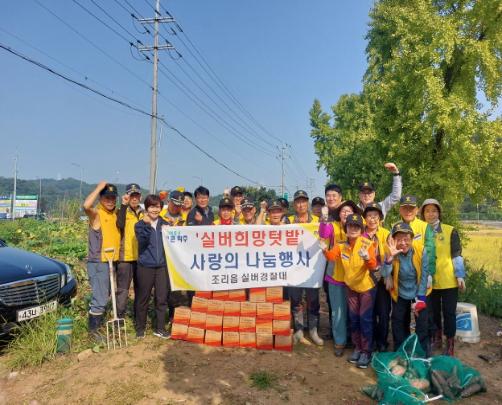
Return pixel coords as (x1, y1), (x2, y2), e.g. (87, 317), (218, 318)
(311, 0), (502, 224)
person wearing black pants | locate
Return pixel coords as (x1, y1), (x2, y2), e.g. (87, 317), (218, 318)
(134, 194), (171, 339)
(430, 288), (458, 349)
(373, 279), (392, 351)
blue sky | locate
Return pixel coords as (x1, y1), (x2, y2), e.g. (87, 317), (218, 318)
(0, 0), (373, 197)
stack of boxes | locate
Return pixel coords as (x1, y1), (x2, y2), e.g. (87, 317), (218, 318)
(171, 287), (293, 351)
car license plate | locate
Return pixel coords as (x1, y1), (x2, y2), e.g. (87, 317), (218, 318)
(16, 300), (58, 321)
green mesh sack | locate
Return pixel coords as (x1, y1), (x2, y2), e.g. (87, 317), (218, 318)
(382, 384), (427, 405)
(429, 356), (486, 401)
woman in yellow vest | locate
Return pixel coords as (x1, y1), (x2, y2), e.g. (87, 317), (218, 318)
(362, 203), (391, 352)
(322, 214), (378, 369)
(420, 199), (465, 356)
(83, 181), (121, 342)
(381, 222), (433, 356)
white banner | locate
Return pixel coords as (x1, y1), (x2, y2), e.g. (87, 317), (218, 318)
(163, 223), (326, 291)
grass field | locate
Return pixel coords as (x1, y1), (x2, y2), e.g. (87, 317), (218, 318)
(463, 224), (502, 282)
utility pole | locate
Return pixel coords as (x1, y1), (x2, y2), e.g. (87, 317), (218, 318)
(38, 177), (42, 215)
(138, 0), (175, 193)
(277, 144), (290, 198)
(11, 155), (17, 221)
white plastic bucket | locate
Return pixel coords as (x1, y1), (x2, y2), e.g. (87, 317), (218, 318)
(456, 302), (480, 343)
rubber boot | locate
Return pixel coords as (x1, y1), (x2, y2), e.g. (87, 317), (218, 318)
(444, 337), (455, 356)
(88, 313), (105, 344)
(309, 327), (324, 346)
(432, 329), (443, 351)
(293, 329), (311, 345)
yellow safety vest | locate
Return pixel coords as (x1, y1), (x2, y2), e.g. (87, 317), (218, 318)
(120, 207), (143, 262)
(433, 224), (457, 289)
(288, 214), (319, 224)
(374, 226), (390, 264)
(390, 245), (432, 302)
(341, 236), (375, 293)
(408, 217), (428, 250)
(97, 205), (121, 262)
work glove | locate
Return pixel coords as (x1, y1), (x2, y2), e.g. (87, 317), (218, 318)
(413, 296), (427, 316)
(384, 277), (393, 291)
(321, 206), (329, 222)
(319, 239), (328, 251)
(427, 275), (433, 289)
(457, 278), (466, 292)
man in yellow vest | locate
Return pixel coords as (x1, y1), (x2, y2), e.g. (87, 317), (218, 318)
(421, 198), (465, 356)
(382, 222), (433, 355)
(288, 190), (323, 346)
(116, 183), (143, 319)
(83, 181), (121, 342)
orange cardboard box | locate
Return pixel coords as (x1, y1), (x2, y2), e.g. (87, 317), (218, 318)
(204, 330), (222, 347)
(212, 290), (229, 301)
(249, 287), (266, 303)
(223, 316), (240, 332)
(266, 287), (283, 303)
(239, 316), (256, 333)
(191, 297), (208, 313)
(223, 331), (240, 348)
(256, 318), (273, 334)
(171, 323), (188, 340)
(224, 301), (241, 316)
(274, 332), (293, 351)
(273, 301), (291, 320)
(256, 302), (274, 319)
(228, 289), (247, 302)
(239, 332), (256, 348)
(195, 291), (213, 299)
(273, 319), (291, 336)
(186, 327), (205, 344)
(205, 314), (223, 331)
(189, 311), (207, 329)
(256, 333), (274, 350)
(173, 306), (191, 325)
(206, 299), (225, 316)
(240, 301), (257, 317)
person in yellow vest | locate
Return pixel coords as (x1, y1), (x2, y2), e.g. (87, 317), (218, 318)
(159, 190), (186, 324)
(420, 199), (465, 356)
(382, 222), (433, 356)
(362, 203), (392, 352)
(230, 186), (245, 223)
(287, 190), (323, 346)
(160, 190), (186, 226)
(239, 198), (257, 224)
(83, 181), (121, 342)
(311, 196), (325, 218)
(116, 183), (144, 319)
(214, 197), (236, 225)
(322, 213), (378, 368)
(324, 184), (344, 221)
(319, 199), (361, 344)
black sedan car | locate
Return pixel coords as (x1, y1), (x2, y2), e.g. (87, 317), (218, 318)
(0, 239), (77, 335)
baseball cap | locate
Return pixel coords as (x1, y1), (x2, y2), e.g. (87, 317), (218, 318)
(219, 197), (234, 209)
(278, 197), (289, 209)
(391, 222), (414, 237)
(99, 183), (118, 197)
(363, 202), (383, 219)
(169, 190), (184, 206)
(400, 195), (418, 207)
(230, 186), (243, 196)
(241, 198), (255, 209)
(293, 190), (309, 201)
(344, 213), (364, 231)
(359, 182), (375, 192)
(311, 196), (325, 206)
(268, 200), (283, 211)
(125, 183), (141, 195)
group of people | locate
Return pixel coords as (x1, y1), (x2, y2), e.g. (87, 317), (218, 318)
(84, 161), (466, 370)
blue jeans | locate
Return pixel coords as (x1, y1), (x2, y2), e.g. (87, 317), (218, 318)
(87, 262), (111, 315)
(328, 283), (347, 346)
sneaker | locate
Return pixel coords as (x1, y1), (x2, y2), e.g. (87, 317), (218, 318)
(153, 329), (171, 339)
(356, 352), (371, 369)
(348, 350), (361, 364)
(334, 345), (345, 357)
(136, 330), (145, 339)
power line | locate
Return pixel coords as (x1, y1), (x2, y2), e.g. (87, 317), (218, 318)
(33, 0), (153, 90)
(0, 41), (261, 186)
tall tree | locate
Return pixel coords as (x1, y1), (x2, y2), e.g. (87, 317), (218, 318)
(311, 0), (502, 223)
